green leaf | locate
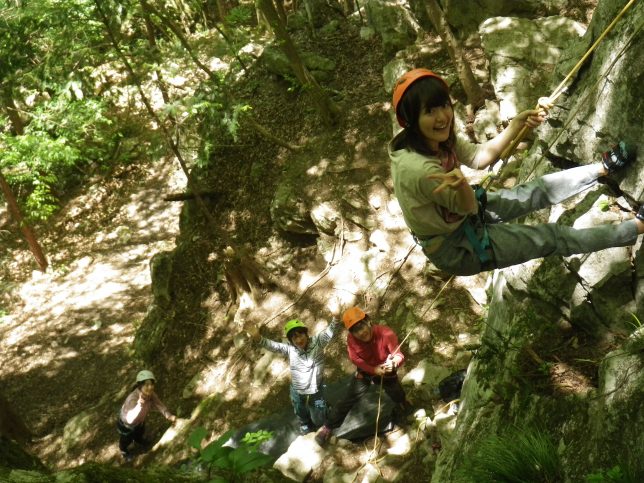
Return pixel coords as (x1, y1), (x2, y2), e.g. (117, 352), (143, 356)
(229, 448), (274, 474)
(188, 426), (208, 449)
(199, 429), (235, 461)
(212, 454), (233, 470)
(201, 443), (232, 462)
(240, 429), (272, 447)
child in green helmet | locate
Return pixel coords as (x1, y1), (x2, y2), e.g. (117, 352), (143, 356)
(247, 313), (342, 435)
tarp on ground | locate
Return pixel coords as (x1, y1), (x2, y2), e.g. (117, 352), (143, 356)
(226, 375), (396, 457)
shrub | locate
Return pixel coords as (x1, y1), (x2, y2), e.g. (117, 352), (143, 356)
(457, 426), (561, 482)
(187, 427), (274, 482)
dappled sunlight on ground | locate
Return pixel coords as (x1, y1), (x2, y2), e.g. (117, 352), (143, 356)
(0, 160), (185, 468)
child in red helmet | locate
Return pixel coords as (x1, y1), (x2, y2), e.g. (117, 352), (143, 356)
(116, 370), (176, 462)
(315, 307), (412, 446)
(247, 313), (342, 435)
(389, 68), (643, 276)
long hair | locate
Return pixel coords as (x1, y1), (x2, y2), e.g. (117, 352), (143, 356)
(130, 381), (145, 393)
(392, 77), (456, 156)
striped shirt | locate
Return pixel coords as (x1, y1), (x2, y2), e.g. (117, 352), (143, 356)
(260, 319), (342, 395)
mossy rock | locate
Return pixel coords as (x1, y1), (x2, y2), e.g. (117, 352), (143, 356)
(0, 437), (47, 476)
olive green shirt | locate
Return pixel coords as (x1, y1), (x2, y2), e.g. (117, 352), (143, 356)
(389, 133), (480, 246)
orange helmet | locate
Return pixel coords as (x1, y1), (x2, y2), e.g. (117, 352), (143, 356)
(343, 306), (367, 330)
(392, 68), (448, 128)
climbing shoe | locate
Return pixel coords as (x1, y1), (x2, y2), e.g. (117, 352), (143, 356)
(602, 141), (634, 173)
(314, 425), (332, 446)
(637, 204), (644, 222)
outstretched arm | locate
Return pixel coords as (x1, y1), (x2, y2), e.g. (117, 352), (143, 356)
(243, 320), (289, 355)
(152, 393), (176, 422)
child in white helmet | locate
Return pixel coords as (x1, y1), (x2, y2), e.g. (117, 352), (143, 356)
(247, 314), (342, 435)
(116, 369), (176, 462)
(389, 68), (644, 276)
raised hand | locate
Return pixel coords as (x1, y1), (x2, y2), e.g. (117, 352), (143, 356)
(328, 295), (345, 319)
(245, 322), (261, 341)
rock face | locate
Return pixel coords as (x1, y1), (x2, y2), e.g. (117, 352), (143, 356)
(432, 1), (644, 481)
(538, 0), (644, 198)
(479, 15), (586, 118)
(134, 0), (642, 480)
(364, 0), (420, 55)
(443, 0), (575, 33)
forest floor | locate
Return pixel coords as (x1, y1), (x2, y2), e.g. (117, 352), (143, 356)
(0, 2), (598, 480)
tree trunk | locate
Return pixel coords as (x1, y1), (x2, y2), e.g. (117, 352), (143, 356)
(139, 0), (172, 107)
(425, 0), (485, 109)
(256, 0), (339, 125)
(1, 88), (26, 135)
(274, 0), (287, 24)
(0, 170), (48, 272)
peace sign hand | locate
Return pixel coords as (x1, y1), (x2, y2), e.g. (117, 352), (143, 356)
(427, 169), (469, 194)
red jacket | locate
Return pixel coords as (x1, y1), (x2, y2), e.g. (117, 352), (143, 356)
(347, 324), (404, 375)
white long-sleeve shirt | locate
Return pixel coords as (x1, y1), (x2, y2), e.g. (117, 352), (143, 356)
(119, 388), (173, 427)
(260, 319), (341, 395)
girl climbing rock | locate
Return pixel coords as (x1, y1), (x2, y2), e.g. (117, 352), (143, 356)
(389, 68), (644, 276)
(117, 369), (176, 462)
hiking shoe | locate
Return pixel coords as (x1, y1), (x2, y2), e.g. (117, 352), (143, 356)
(121, 451), (134, 463)
(637, 204), (644, 222)
(299, 424), (313, 435)
(314, 425), (332, 446)
(602, 141), (634, 173)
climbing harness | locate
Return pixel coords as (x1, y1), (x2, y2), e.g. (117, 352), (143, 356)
(500, 0), (638, 162)
(413, 184), (495, 267)
(463, 184), (493, 266)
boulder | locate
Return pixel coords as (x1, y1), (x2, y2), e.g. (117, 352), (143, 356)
(443, 0), (573, 34)
(260, 45), (336, 83)
(270, 182), (318, 235)
(402, 361), (451, 387)
(365, 0), (420, 56)
(273, 432), (327, 481)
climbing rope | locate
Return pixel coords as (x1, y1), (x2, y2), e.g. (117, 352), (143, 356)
(500, 0), (638, 162)
(367, 274), (456, 463)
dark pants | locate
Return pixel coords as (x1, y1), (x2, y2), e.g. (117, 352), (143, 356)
(116, 419), (145, 453)
(290, 385), (328, 429)
(427, 164), (639, 276)
(327, 371), (408, 429)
